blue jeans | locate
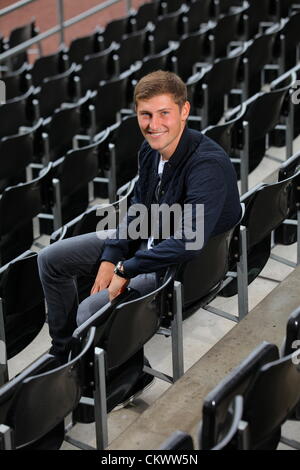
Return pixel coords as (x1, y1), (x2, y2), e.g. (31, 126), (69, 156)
(37, 231), (156, 356)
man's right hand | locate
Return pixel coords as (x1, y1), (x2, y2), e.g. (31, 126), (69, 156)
(90, 261), (115, 295)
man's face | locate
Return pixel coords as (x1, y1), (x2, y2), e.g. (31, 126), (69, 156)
(136, 94), (190, 160)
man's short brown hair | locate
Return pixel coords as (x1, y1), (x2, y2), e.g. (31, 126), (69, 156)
(134, 70), (187, 109)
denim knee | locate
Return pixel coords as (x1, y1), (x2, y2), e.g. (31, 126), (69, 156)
(76, 290), (109, 326)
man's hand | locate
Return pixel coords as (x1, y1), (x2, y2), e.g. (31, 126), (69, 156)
(108, 274), (129, 301)
(90, 261), (115, 295)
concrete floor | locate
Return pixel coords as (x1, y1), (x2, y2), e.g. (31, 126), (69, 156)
(7, 134), (300, 450)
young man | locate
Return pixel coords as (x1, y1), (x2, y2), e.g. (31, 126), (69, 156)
(38, 71), (241, 406)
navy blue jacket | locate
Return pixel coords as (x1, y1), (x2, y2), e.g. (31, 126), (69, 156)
(101, 127), (241, 278)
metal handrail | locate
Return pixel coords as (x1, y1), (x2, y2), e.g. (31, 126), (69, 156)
(0, 0), (37, 17)
(0, 0), (133, 63)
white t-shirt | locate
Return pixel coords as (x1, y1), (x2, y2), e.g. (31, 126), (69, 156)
(147, 156), (167, 250)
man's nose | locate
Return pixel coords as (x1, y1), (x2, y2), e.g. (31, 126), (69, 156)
(149, 114), (160, 129)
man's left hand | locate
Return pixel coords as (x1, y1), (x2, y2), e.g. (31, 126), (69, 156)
(108, 274), (129, 301)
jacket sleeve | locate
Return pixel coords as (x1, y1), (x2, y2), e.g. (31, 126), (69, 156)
(122, 159), (228, 278)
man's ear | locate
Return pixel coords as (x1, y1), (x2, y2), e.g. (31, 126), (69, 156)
(181, 101), (191, 121)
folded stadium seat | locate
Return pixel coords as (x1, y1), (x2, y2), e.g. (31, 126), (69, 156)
(96, 114), (144, 202)
(184, 0), (213, 33)
(132, 45), (175, 80)
(187, 52), (242, 129)
(29, 47), (69, 87)
(149, 6), (189, 54)
(49, 178), (137, 302)
(74, 42), (119, 96)
(0, 128), (35, 192)
(270, 63), (300, 139)
(0, 328), (96, 450)
(68, 29), (103, 65)
(198, 341), (296, 450)
(68, 269), (183, 448)
(243, 0), (274, 40)
(170, 26), (213, 81)
(220, 172), (299, 298)
(115, 25), (153, 74)
(83, 67), (137, 137)
(203, 103), (247, 156)
(0, 163), (52, 267)
(5, 19), (41, 71)
(166, 206), (248, 323)
(0, 87), (39, 139)
(272, 11), (300, 74)
(0, 250), (46, 386)
(129, 0), (160, 30)
(100, 16), (134, 49)
(233, 30), (277, 101)
(226, 79), (294, 194)
(273, 153), (300, 262)
(40, 137), (105, 231)
(207, 10), (244, 61)
(159, 430), (195, 450)
(201, 342), (300, 449)
(37, 96), (90, 163)
(33, 64), (79, 118)
(0, 63), (31, 101)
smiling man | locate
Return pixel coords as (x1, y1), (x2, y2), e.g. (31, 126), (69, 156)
(38, 71), (241, 409)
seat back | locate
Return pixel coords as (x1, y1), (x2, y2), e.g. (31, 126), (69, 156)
(78, 42), (118, 94)
(242, 32), (277, 97)
(1, 63), (30, 100)
(93, 69), (133, 131)
(133, 46), (174, 80)
(111, 115), (144, 188)
(68, 31), (102, 65)
(0, 251), (45, 360)
(185, 0), (212, 33)
(274, 152), (300, 245)
(173, 29), (209, 81)
(72, 272), (174, 371)
(280, 11), (300, 71)
(133, 1), (160, 30)
(102, 17), (131, 49)
(0, 164), (52, 265)
(243, 176), (295, 249)
(0, 328), (95, 449)
(283, 306), (300, 356)
(0, 130), (34, 184)
(152, 8), (186, 53)
(8, 20), (37, 70)
(210, 11), (242, 59)
(36, 65), (77, 118)
(43, 103), (82, 161)
(118, 28), (150, 72)
(242, 351), (300, 449)
(200, 342), (279, 449)
(0, 89), (36, 138)
(175, 224), (238, 314)
(30, 49), (69, 87)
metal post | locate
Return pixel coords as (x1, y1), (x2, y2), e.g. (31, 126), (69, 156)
(171, 281), (184, 381)
(237, 226), (248, 321)
(286, 97), (294, 160)
(56, 0), (65, 46)
(108, 143), (117, 203)
(0, 298), (9, 386)
(0, 425), (13, 450)
(241, 121), (249, 195)
(52, 178), (62, 231)
(93, 347), (108, 450)
(125, 0), (132, 14)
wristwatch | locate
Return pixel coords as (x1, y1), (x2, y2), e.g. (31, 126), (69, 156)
(114, 261), (129, 279)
